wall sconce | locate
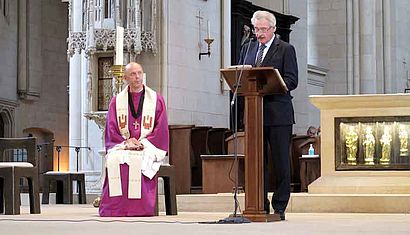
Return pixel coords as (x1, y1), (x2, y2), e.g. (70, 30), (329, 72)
(199, 38), (214, 60)
(199, 20), (214, 60)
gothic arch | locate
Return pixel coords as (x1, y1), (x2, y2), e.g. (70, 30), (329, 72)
(0, 105), (14, 138)
(0, 115), (3, 137)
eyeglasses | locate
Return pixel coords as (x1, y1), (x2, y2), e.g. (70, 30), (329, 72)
(252, 26), (273, 34)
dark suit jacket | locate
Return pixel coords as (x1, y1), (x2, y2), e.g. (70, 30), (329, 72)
(238, 36), (298, 126)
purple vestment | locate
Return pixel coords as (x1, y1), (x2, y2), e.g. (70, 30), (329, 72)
(99, 87), (169, 217)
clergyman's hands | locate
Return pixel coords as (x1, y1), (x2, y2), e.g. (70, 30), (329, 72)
(124, 137), (144, 151)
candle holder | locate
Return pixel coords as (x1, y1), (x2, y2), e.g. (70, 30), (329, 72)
(199, 38), (214, 60)
(110, 65), (125, 94)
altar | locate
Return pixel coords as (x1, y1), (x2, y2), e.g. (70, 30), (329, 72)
(305, 94), (410, 212)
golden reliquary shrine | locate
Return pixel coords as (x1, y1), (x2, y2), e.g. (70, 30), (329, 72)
(336, 117), (410, 170)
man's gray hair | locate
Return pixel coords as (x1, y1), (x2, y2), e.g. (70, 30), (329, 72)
(251, 10), (276, 27)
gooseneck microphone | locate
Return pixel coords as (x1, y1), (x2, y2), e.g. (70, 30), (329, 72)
(231, 37), (255, 107)
(223, 37), (255, 222)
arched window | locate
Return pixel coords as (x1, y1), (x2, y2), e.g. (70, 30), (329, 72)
(0, 105), (14, 138)
(97, 57), (114, 111)
(94, 0), (114, 28)
(104, 0), (112, 19)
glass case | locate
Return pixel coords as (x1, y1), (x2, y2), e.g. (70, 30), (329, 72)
(335, 116), (410, 170)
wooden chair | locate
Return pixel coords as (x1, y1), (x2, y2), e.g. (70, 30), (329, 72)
(0, 137), (41, 215)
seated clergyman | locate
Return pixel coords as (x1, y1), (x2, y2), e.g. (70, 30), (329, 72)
(99, 62), (169, 217)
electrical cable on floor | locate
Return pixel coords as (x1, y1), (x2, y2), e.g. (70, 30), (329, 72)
(0, 218), (199, 224)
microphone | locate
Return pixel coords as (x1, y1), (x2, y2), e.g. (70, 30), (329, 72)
(231, 37), (255, 106)
(238, 36), (255, 68)
(223, 37), (257, 223)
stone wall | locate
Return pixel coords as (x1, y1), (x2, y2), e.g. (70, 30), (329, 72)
(163, 0), (229, 128)
(3, 0), (69, 169)
(0, 0), (18, 101)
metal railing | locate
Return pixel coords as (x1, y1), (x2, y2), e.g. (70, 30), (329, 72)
(35, 141), (91, 172)
(55, 145), (91, 172)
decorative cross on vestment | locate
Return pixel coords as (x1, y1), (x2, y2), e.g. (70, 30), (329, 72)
(118, 115), (127, 129)
(133, 120), (139, 129)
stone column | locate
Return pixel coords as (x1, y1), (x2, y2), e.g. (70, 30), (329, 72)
(383, 0), (392, 93)
(346, 0), (354, 94)
(353, 0), (360, 94)
(359, 0), (377, 93)
(348, 0), (381, 94)
(69, 0), (83, 171)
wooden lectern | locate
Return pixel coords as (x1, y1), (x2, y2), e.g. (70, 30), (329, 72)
(220, 66), (288, 222)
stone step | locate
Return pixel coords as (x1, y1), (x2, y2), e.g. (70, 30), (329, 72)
(18, 192), (410, 213)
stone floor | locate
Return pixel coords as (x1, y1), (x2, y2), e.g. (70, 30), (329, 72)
(1, 204), (410, 235)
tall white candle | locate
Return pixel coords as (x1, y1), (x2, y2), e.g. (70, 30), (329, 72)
(207, 20), (210, 39)
(115, 26), (124, 65)
(143, 73), (146, 85)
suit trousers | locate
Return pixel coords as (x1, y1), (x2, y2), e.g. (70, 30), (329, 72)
(263, 125), (292, 212)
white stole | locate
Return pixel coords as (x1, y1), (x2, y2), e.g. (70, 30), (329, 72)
(106, 85), (166, 199)
(106, 149), (143, 199)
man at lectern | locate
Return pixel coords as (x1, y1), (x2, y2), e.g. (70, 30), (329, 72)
(238, 10), (298, 220)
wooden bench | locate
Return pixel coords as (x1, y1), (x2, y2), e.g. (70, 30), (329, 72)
(41, 172), (86, 204)
(201, 154), (245, 194)
(155, 165), (177, 215)
(168, 125), (194, 194)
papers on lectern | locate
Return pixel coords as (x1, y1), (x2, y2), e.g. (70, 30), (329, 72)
(227, 65), (253, 69)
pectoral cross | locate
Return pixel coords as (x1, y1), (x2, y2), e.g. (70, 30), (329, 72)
(133, 120), (139, 129)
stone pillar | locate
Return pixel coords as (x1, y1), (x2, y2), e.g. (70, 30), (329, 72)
(349, 0), (391, 94)
(383, 0), (392, 93)
(80, 53), (88, 171)
(352, 0), (360, 94)
(359, 0), (377, 93)
(346, 0), (354, 94)
(69, 0), (82, 171)
(348, 0), (392, 94)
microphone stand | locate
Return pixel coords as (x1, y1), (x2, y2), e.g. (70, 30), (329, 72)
(217, 39), (254, 224)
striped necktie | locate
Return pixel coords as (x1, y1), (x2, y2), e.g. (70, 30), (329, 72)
(255, 44), (266, 67)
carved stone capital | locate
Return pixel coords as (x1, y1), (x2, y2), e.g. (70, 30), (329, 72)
(141, 31), (157, 54)
(94, 29), (115, 52)
(84, 111), (107, 133)
(67, 29), (157, 56)
(124, 29), (142, 54)
(67, 32), (86, 57)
